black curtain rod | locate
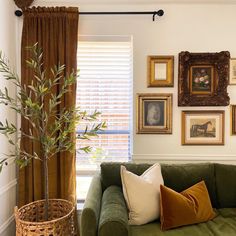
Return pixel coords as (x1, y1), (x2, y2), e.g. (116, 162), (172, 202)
(15, 9), (164, 21)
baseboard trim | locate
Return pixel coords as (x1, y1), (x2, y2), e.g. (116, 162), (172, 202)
(0, 214), (14, 234)
(132, 154), (236, 162)
(0, 178), (17, 197)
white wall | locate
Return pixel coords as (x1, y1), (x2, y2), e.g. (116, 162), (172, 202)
(0, 1), (17, 236)
(33, 0), (236, 163)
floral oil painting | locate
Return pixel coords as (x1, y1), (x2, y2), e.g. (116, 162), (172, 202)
(190, 66), (214, 94)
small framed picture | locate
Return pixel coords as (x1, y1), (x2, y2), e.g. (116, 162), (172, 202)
(231, 105), (236, 135)
(182, 110), (224, 145)
(137, 93), (172, 134)
(147, 56), (174, 87)
(230, 58), (236, 85)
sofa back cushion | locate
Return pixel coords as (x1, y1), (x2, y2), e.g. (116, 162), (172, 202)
(100, 162), (218, 207)
(161, 163), (217, 207)
(215, 163), (236, 208)
(101, 162), (152, 190)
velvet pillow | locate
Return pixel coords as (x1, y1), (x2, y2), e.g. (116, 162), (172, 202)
(120, 163), (164, 225)
(160, 181), (216, 230)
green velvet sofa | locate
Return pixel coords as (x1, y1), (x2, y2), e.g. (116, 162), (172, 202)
(80, 162), (236, 236)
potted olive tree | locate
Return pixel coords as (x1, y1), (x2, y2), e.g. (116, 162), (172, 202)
(0, 44), (106, 235)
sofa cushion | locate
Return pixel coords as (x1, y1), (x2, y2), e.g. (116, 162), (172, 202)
(100, 162), (217, 207)
(129, 208), (236, 236)
(215, 163), (236, 208)
(160, 181), (216, 230)
(98, 186), (128, 236)
(121, 164), (163, 225)
(161, 163), (217, 207)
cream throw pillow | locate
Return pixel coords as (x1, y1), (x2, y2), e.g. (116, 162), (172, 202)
(120, 163), (164, 225)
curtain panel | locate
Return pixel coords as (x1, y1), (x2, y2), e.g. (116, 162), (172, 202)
(19, 7), (79, 209)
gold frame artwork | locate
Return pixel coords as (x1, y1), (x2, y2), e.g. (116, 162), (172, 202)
(147, 56), (174, 87)
(136, 93), (172, 134)
(229, 58), (236, 85)
(231, 105), (236, 135)
(182, 110), (224, 145)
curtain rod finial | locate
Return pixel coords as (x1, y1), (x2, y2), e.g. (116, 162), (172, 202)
(153, 9), (164, 21)
(15, 10), (23, 17)
(157, 9), (164, 17)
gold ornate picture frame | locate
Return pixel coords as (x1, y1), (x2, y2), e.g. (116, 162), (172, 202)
(137, 93), (172, 134)
(147, 56), (174, 87)
(182, 110), (225, 145)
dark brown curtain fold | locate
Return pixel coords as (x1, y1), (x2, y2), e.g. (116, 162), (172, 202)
(19, 6), (79, 209)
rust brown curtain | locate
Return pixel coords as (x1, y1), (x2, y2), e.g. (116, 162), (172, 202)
(19, 6), (79, 209)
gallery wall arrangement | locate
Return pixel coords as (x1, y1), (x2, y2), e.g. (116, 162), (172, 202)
(137, 51), (236, 146)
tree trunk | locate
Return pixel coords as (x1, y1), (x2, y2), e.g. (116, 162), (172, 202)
(43, 155), (49, 221)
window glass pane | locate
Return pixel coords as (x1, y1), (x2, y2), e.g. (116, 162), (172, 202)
(76, 37), (133, 200)
(76, 176), (92, 200)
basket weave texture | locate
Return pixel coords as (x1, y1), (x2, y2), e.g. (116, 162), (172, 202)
(15, 199), (75, 236)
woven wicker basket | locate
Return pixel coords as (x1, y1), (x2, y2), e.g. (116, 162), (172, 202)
(15, 199), (75, 236)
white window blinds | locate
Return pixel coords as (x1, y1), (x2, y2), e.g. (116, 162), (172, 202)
(76, 36), (133, 170)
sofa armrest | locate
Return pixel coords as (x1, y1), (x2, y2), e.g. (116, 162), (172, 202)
(80, 175), (102, 236)
(98, 186), (129, 236)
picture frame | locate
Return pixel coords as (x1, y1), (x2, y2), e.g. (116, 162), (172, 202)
(181, 110), (225, 145)
(178, 51), (230, 106)
(147, 56), (174, 87)
(230, 105), (236, 135)
(229, 58), (236, 85)
(136, 93), (172, 134)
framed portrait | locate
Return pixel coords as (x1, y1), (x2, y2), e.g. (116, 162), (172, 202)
(178, 51), (230, 106)
(147, 56), (174, 87)
(181, 111), (225, 145)
(231, 105), (236, 135)
(136, 93), (172, 134)
(229, 58), (236, 85)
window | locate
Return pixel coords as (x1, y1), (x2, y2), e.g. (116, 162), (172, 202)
(76, 36), (133, 201)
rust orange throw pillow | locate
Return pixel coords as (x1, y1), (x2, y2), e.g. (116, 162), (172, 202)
(160, 181), (216, 230)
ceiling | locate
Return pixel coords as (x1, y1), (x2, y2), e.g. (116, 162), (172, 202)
(34, 0), (236, 5)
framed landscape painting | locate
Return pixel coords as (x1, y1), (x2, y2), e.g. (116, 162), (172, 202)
(182, 111), (224, 145)
(137, 93), (172, 134)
